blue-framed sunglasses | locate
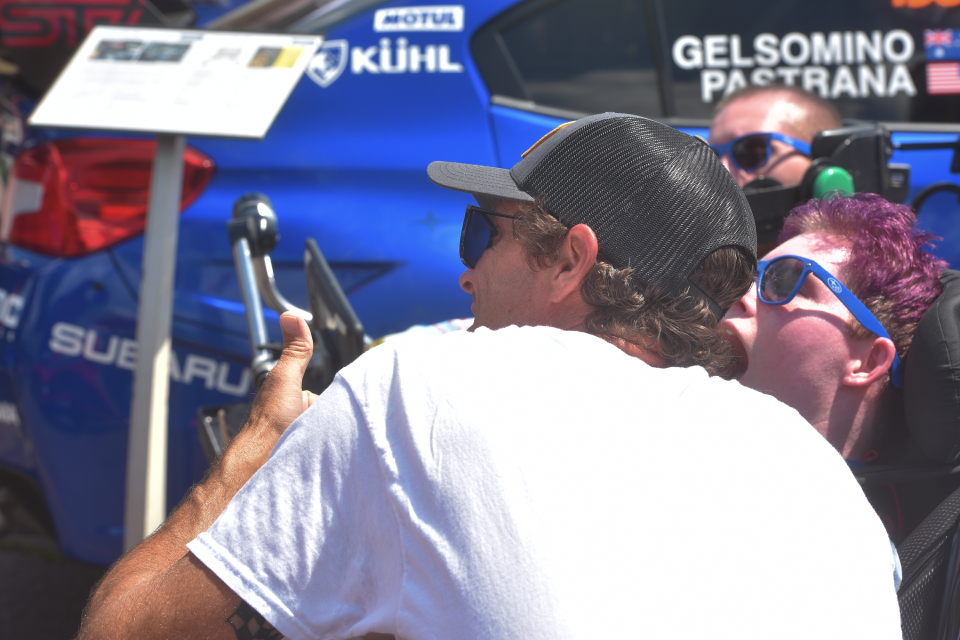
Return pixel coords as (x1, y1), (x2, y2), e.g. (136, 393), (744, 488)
(710, 132), (811, 173)
(758, 255), (902, 387)
(460, 204), (521, 269)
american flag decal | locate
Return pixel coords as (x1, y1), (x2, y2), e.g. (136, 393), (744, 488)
(928, 62), (960, 94)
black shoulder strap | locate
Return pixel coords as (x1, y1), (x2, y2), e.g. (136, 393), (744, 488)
(898, 483), (960, 640)
(900, 485), (960, 570)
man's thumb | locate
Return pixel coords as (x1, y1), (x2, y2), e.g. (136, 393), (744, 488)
(274, 313), (314, 379)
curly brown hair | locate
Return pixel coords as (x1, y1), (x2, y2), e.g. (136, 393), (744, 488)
(512, 198), (755, 375)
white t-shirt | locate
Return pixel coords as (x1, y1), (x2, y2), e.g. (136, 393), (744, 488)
(189, 325), (901, 640)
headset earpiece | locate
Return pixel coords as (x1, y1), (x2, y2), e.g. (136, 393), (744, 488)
(799, 158), (855, 200)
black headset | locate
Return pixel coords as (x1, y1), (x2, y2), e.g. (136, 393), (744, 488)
(743, 124), (909, 246)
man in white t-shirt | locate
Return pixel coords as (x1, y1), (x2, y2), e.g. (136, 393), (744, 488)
(77, 114), (902, 640)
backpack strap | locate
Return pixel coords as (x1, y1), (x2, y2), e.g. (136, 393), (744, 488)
(898, 483), (960, 640)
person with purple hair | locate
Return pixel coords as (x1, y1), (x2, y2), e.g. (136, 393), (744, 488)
(720, 193), (945, 543)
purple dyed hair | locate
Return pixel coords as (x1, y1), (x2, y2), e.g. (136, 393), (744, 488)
(780, 193), (946, 357)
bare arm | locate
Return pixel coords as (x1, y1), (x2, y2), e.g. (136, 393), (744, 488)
(77, 313), (315, 640)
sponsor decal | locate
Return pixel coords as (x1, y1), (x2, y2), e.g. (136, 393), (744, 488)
(925, 28), (960, 59)
(307, 39), (349, 87)
(414, 210), (447, 230)
(893, 0), (960, 7)
(925, 29), (960, 94)
(0, 288), (24, 330)
(928, 62), (960, 94)
(49, 322), (251, 397)
(374, 5), (464, 32)
(307, 37), (463, 87)
(351, 37), (463, 74)
(827, 278), (843, 294)
(672, 30), (917, 102)
(0, 0), (153, 48)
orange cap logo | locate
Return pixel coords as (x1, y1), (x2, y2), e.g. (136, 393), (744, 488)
(521, 121), (575, 158)
(892, 0), (960, 7)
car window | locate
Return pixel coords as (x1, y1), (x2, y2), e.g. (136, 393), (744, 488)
(663, 0), (960, 123)
(210, 0), (385, 33)
(473, 0), (664, 118)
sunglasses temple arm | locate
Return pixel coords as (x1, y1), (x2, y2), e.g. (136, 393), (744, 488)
(813, 268), (904, 388)
(891, 353), (903, 388)
(837, 289), (905, 388)
(768, 132), (811, 156)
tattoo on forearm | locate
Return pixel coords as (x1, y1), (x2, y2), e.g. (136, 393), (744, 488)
(226, 600), (285, 640)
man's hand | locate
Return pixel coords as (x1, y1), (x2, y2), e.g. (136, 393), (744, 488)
(77, 313), (314, 640)
(304, 388), (320, 412)
(245, 313), (316, 442)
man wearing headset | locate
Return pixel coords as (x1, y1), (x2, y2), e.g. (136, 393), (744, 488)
(710, 85), (845, 254)
(76, 114), (901, 640)
(709, 84), (842, 190)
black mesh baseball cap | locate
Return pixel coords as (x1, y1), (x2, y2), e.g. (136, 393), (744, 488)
(428, 113), (757, 315)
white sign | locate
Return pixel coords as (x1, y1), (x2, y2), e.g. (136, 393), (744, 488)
(29, 26), (321, 139)
(672, 30), (917, 103)
(374, 5), (464, 32)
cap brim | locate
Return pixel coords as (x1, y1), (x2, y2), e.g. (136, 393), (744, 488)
(428, 161), (535, 204)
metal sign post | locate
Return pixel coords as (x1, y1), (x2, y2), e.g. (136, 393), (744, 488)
(28, 25), (320, 549)
(123, 133), (184, 549)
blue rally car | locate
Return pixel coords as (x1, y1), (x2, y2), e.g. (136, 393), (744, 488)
(2, 0), (960, 567)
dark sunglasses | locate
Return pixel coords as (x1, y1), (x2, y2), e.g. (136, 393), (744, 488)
(709, 132), (811, 173)
(757, 255), (902, 388)
(459, 204), (521, 269)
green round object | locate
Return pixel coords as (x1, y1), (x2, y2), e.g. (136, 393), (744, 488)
(812, 166), (855, 198)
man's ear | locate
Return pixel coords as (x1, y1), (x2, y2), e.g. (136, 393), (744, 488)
(549, 223), (598, 302)
(843, 337), (897, 388)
